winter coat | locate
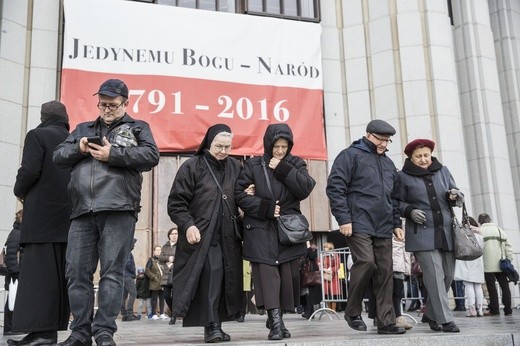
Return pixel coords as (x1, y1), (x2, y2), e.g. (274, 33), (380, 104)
(392, 237), (411, 275)
(398, 157), (459, 252)
(159, 241), (176, 286)
(136, 275), (151, 299)
(145, 256), (163, 291)
(14, 118), (71, 244)
(4, 221), (22, 290)
(167, 151), (243, 319)
(235, 124), (316, 265)
(326, 137), (401, 238)
(454, 226), (484, 283)
(480, 222), (514, 272)
(53, 114), (159, 219)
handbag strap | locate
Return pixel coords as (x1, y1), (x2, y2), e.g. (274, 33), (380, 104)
(449, 202), (469, 225)
(202, 156), (238, 221)
(261, 160), (276, 201)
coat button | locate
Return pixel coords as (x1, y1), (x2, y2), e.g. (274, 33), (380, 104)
(246, 224), (250, 229)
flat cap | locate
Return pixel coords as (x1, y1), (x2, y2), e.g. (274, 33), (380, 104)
(94, 79), (129, 98)
(404, 138), (435, 157)
(366, 119), (396, 136)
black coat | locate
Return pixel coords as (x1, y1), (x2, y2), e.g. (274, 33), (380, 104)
(14, 119), (71, 244)
(167, 152), (243, 319)
(4, 221), (22, 290)
(235, 124), (316, 265)
(326, 137), (401, 238)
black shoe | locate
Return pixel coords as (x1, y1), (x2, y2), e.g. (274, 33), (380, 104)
(236, 312), (245, 323)
(442, 321), (460, 333)
(219, 326), (231, 342)
(8, 331), (57, 346)
(204, 323), (223, 343)
(122, 314), (139, 322)
(421, 315), (442, 332)
(377, 324), (406, 335)
(95, 335), (116, 346)
(344, 315), (367, 331)
(57, 334), (93, 346)
(169, 316), (176, 325)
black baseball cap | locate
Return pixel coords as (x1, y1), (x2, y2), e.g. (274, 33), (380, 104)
(94, 79), (129, 98)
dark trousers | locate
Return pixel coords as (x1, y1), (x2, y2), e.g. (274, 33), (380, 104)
(484, 272), (512, 314)
(162, 285), (172, 313)
(367, 276), (404, 321)
(451, 280), (465, 309)
(150, 289), (165, 315)
(251, 259), (300, 311)
(346, 233), (394, 326)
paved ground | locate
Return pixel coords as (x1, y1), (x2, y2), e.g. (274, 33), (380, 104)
(2, 308), (519, 345)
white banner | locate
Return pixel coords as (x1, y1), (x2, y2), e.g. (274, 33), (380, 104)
(61, 0), (326, 159)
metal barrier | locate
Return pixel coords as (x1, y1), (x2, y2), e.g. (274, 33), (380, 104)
(310, 247), (350, 320)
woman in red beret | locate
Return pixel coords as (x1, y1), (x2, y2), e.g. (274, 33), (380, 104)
(397, 139), (464, 333)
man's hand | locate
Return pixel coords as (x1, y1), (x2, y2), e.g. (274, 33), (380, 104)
(186, 225), (201, 245)
(88, 137), (111, 162)
(339, 223), (353, 237)
(393, 228), (405, 241)
(411, 209), (426, 224)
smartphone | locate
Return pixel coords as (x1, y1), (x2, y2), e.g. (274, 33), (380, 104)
(86, 136), (103, 146)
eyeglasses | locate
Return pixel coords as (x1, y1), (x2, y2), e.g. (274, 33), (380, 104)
(370, 133), (392, 144)
(213, 144), (232, 152)
(97, 102), (125, 111)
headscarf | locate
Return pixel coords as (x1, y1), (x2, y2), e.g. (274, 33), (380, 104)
(195, 124), (232, 155)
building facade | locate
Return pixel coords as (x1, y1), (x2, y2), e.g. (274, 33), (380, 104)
(1, 0), (519, 264)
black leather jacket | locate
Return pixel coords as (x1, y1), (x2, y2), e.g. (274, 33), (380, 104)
(53, 114), (159, 219)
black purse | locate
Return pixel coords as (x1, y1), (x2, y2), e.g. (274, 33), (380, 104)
(450, 203), (483, 261)
(499, 232), (519, 284)
(262, 160), (312, 245)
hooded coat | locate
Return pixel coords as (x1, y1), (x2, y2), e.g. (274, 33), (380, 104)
(235, 124), (316, 265)
(167, 130), (243, 322)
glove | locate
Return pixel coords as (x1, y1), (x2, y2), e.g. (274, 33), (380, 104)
(411, 209), (426, 224)
(448, 189), (465, 207)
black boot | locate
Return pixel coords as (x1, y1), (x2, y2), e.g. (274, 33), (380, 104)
(169, 316), (176, 325)
(217, 322), (230, 342)
(267, 309), (283, 340)
(279, 311), (291, 338)
(204, 323), (222, 343)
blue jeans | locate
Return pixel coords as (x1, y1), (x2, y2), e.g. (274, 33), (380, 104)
(66, 212), (135, 341)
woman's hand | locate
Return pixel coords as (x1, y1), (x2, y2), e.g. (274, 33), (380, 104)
(244, 184), (255, 196)
(186, 225), (201, 244)
(269, 157), (281, 169)
(274, 202), (280, 218)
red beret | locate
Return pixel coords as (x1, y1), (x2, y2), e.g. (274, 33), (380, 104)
(404, 139), (435, 157)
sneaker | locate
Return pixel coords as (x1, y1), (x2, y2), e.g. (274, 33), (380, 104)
(395, 316), (413, 330)
(159, 313), (169, 320)
(147, 313), (154, 320)
(151, 315), (160, 320)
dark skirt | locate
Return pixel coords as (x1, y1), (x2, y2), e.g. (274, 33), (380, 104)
(251, 259), (300, 311)
(12, 243), (69, 332)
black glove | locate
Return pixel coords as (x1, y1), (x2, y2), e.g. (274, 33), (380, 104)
(411, 209), (426, 224)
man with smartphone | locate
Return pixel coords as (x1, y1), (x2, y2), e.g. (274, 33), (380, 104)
(53, 79), (160, 346)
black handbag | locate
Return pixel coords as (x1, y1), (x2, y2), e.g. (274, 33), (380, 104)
(450, 203), (483, 261)
(262, 160), (312, 245)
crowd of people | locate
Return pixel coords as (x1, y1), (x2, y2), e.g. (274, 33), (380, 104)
(2, 78), (518, 345)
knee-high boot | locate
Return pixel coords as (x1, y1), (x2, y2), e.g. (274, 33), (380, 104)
(267, 309), (283, 340)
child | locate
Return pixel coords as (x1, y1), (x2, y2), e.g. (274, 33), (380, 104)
(136, 267), (152, 319)
(145, 245), (167, 320)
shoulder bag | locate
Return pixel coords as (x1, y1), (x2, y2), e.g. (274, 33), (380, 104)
(262, 160), (312, 245)
(203, 156), (243, 241)
(499, 231), (519, 284)
(450, 203), (483, 261)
